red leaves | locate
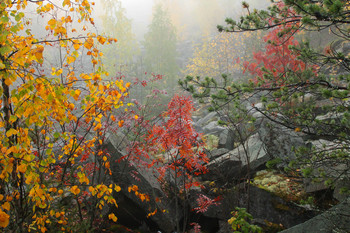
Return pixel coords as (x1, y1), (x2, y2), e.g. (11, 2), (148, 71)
(129, 94), (209, 191)
(242, 2), (318, 87)
(193, 194), (221, 213)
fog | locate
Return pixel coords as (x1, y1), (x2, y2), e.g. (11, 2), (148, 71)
(95, 0), (270, 40)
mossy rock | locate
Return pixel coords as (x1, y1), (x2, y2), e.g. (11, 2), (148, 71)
(253, 170), (307, 203)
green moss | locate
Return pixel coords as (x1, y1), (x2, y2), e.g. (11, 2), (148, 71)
(253, 170), (307, 203)
(204, 134), (219, 150)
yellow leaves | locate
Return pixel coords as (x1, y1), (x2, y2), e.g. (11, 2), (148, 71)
(108, 213), (118, 222)
(97, 36), (106, 45)
(0, 195), (3, 201)
(0, 61), (5, 69)
(147, 209), (157, 218)
(35, 83), (44, 92)
(34, 45), (44, 63)
(73, 89), (81, 101)
(84, 38), (94, 49)
(94, 123), (102, 131)
(93, 73), (101, 81)
(62, 0), (71, 7)
(66, 56), (75, 64)
(70, 185), (80, 195)
(77, 172), (89, 185)
(134, 115), (139, 120)
(47, 18), (56, 28)
(114, 185), (121, 192)
(89, 186), (96, 196)
(68, 103), (75, 111)
(48, 187), (57, 193)
(2, 202), (10, 211)
(118, 120), (124, 127)
(25, 172), (38, 185)
(0, 209), (10, 228)
(295, 127), (301, 132)
(4, 77), (13, 86)
(18, 163), (27, 173)
(6, 196), (12, 202)
(6, 128), (18, 137)
(73, 40), (81, 50)
(128, 185), (138, 193)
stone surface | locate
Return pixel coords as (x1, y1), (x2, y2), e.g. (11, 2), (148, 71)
(201, 121), (226, 136)
(195, 111), (218, 127)
(207, 148), (229, 160)
(218, 129), (235, 150)
(189, 184), (316, 230)
(257, 120), (304, 166)
(208, 133), (270, 181)
(105, 135), (177, 233)
(333, 179), (350, 202)
(280, 196), (350, 233)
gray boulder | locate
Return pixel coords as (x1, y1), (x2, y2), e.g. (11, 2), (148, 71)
(218, 129), (235, 150)
(189, 184), (316, 230)
(105, 135), (177, 232)
(281, 196), (350, 233)
(201, 121), (226, 136)
(257, 120), (305, 166)
(207, 133), (270, 183)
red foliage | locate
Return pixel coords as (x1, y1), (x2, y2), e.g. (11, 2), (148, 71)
(243, 2), (318, 87)
(193, 194), (221, 213)
(129, 95), (209, 190)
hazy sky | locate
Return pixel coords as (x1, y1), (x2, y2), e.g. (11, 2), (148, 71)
(120, 0), (154, 38)
(95, 0), (270, 41)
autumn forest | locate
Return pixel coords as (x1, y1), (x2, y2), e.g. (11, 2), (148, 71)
(0, 0), (349, 232)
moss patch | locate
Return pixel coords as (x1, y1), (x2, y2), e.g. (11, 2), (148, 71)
(253, 170), (307, 203)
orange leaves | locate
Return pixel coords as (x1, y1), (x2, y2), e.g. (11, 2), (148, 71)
(72, 89), (81, 101)
(47, 18), (56, 28)
(77, 172), (89, 185)
(66, 56), (75, 64)
(62, 0), (71, 7)
(128, 185), (149, 202)
(6, 128), (18, 137)
(2, 202), (10, 211)
(118, 120), (124, 127)
(0, 209), (10, 228)
(84, 37), (94, 49)
(147, 209), (157, 218)
(73, 40), (81, 50)
(110, 115), (116, 122)
(108, 213), (118, 222)
(114, 185), (121, 192)
(128, 185), (138, 193)
(34, 45), (44, 63)
(70, 185), (80, 195)
(0, 1), (127, 231)
(17, 163), (27, 173)
(97, 35), (106, 45)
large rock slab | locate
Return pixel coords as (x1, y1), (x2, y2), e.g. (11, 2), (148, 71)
(207, 133), (270, 183)
(218, 129), (235, 150)
(281, 196), (350, 233)
(257, 120), (304, 165)
(189, 184), (316, 230)
(105, 134), (177, 233)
